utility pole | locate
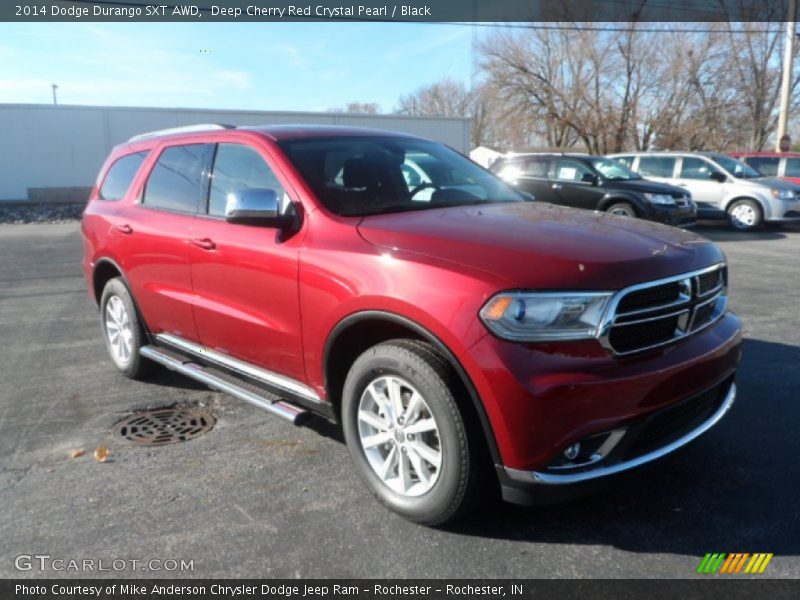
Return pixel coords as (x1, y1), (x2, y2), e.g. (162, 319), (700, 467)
(776, 0), (797, 152)
(51, 83), (58, 105)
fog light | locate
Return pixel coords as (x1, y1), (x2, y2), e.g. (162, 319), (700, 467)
(564, 443), (581, 460)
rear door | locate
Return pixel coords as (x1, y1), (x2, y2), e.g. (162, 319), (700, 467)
(492, 156), (555, 202)
(551, 157), (605, 210)
(188, 142), (307, 383)
(114, 143), (213, 340)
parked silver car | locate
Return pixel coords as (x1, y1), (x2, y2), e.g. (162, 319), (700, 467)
(609, 151), (800, 231)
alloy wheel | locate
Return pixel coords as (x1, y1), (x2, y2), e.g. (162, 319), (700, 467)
(357, 375), (442, 497)
(105, 295), (134, 365)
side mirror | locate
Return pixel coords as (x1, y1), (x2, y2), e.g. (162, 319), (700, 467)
(581, 172), (599, 185)
(224, 188), (291, 227)
(709, 171), (726, 183)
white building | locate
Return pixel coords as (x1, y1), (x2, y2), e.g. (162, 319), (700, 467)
(0, 103), (471, 202)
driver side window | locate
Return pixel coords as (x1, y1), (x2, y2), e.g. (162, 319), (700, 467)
(208, 144), (289, 217)
(680, 157), (719, 180)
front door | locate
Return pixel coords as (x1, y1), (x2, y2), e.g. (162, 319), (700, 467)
(189, 142), (306, 383)
(551, 157), (605, 210)
(674, 157), (726, 212)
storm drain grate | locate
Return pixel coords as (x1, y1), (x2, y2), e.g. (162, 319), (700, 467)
(114, 408), (216, 445)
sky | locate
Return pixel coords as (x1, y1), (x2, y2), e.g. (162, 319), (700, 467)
(0, 22), (475, 112)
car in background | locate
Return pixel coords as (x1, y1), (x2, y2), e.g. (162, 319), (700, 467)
(610, 151), (800, 231)
(489, 153), (696, 227)
(730, 151), (800, 185)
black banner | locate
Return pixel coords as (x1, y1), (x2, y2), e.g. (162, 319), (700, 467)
(2, 580), (799, 600)
(3, 0), (796, 23)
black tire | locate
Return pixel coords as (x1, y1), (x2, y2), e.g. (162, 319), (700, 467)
(606, 201), (636, 217)
(726, 198), (763, 231)
(341, 339), (486, 526)
(99, 277), (152, 380)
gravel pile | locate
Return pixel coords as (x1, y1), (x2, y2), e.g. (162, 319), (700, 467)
(0, 203), (85, 224)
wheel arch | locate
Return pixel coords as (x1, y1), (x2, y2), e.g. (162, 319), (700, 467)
(598, 194), (646, 216)
(323, 310), (502, 465)
(721, 195), (767, 218)
(92, 257), (152, 340)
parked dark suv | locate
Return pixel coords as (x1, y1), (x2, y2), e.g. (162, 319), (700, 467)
(83, 125), (739, 525)
(490, 153), (696, 227)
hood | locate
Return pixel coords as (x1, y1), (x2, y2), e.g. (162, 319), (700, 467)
(745, 176), (800, 192)
(357, 202), (724, 290)
(604, 178), (688, 197)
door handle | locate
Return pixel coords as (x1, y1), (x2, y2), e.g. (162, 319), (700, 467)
(116, 224), (133, 234)
(551, 183), (562, 190)
(190, 237), (216, 251)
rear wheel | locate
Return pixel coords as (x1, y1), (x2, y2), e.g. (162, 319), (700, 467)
(606, 201), (636, 217)
(341, 340), (485, 526)
(100, 277), (151, 379)
(726, 199), (762, 231)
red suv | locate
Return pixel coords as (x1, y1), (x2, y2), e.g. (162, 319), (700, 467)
(82, 124), (741, 525)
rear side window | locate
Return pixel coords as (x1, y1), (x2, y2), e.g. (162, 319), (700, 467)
(208, 144), (288, 217)
(99, 151), (148, 201)
(638, 156), (676, 178)
(786, 158), (800, 177)
(743, 156), (780, 177)
(143, 144), (212, 213)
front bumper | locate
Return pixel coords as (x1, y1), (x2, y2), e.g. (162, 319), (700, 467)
(764, 197), (800, 222)
(505, 378), (735, 486)
(649, 203), (697, 227)
(462, 311), (741, 504)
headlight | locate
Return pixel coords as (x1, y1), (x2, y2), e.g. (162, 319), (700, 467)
(644, 193), (675, 205)
(770, 188), (794, 200)
(480, 292), (613, 341)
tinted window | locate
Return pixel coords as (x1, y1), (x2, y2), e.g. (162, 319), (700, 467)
(494, 157), (550, 179)
(554, 158), (594, 181)
(742, 156), (779, 177)
(680, 157), (720, 180)
(99, 151), (148, 201)
(209, 144), (288, 217)
(143, 144), (211, 213)
(786, 158), (800, 177)
(638, 156), (676, 178)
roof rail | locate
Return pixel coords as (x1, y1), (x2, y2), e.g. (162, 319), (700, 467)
(127, 123), (235, 142)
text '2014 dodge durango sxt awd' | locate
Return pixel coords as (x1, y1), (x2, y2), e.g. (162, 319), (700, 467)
(82, 124), (742, 525)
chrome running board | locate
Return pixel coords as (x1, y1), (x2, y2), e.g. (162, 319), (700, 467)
(140, 345), (311, 426)
(155, 333), (321, 404)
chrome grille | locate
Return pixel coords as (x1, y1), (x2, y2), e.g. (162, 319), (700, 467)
(600, 264), (727, 356)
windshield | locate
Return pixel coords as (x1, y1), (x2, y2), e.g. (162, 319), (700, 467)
(589, 157), (642, 181)
(711, 154), (762, 179)
(276, 136), (524, 216)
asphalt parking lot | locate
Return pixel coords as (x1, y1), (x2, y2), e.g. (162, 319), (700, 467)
(1, 220), (798, 579)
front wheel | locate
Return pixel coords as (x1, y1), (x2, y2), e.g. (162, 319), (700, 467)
(341, 340), (485, 526)
(726, 199), (763, 231)
(606, 201), (636, 217)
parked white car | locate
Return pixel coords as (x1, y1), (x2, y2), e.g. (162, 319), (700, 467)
(609, 151), (800, 231)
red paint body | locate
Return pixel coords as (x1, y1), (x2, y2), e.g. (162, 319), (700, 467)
(83, 127), (741, 473)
